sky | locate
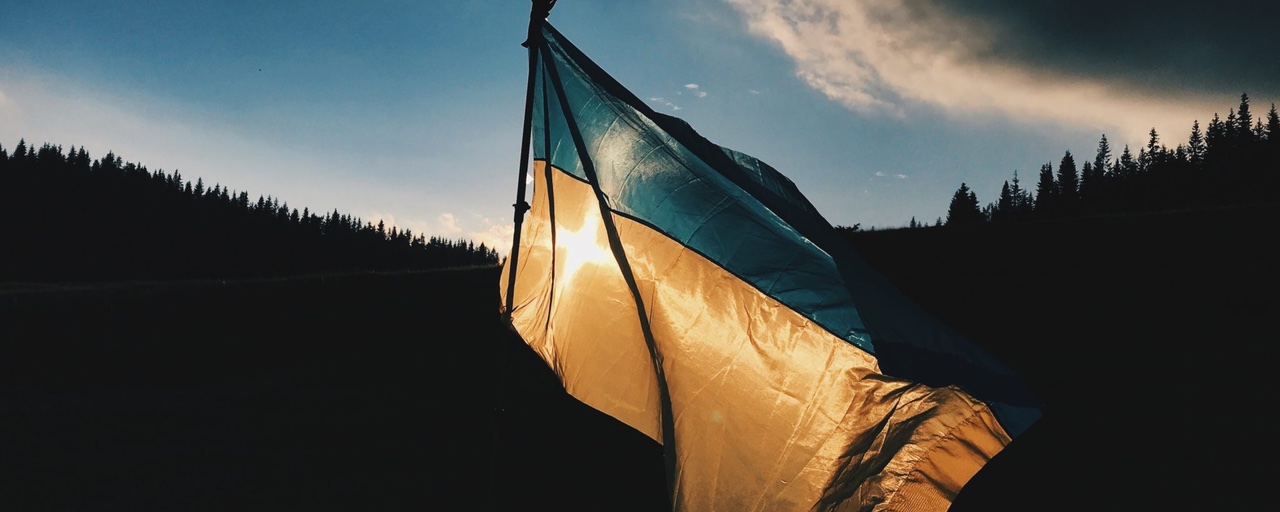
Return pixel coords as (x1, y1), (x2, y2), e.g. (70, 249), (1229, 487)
(3, 1), (1277, 255)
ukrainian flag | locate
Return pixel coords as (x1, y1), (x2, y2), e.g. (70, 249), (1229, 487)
(501, 20), (1040, 511)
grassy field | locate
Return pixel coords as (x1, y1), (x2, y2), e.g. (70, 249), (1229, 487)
(3, 204), (1276, 510)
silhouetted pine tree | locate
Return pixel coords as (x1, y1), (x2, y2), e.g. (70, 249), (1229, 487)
(1267, 105), (1280, 192)
(1235, 94), (1254, 146)
(1083, 135), (1110, 212)
(1057, 150), (1079, 215)
(1079, 161), (1099, 213)
(1011, 170), (1033, 219)
(945, 182), (984, 227)
(990, 181), (1014, 223)
(1187, 120), (1206, 168)
(1033, 162), (1057, 218)
(1149, 131), (1168, 166)
(986, 169), (1032, 223)
(1113, 145), (1139, 210)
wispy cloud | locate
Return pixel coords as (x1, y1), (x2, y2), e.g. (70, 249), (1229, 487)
(873, 171), (907, 179)
(723, 0), (1226, 143)
(649, 96), (683, 111)
(438, 213), (462, 235)
(684, 83), (709, 98)
(470, 215), (514, 256)
(364, 211), (509, 256)
(430, 212), (514, 256)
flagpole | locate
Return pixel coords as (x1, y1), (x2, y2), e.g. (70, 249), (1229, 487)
(504, 0), (556, 319)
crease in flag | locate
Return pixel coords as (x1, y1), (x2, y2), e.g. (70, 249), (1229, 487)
(500, 19), (1041, 512)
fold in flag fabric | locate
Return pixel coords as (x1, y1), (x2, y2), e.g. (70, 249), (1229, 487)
(500, 20), (1041, 512)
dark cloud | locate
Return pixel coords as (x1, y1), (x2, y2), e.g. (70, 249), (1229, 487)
(927, 0), (1280, 103)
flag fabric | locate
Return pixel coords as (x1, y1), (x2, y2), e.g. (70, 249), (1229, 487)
(500, 20), (1040, 512)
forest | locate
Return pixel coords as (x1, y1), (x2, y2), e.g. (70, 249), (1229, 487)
(0, 141), (500, 283)
(932, 93), (1280, 228)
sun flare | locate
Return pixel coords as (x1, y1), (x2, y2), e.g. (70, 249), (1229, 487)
(555, 210), (613, 290)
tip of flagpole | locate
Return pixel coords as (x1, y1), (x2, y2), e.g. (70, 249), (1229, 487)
(522, 0), (556, 47)
(531, 0), (557, 20)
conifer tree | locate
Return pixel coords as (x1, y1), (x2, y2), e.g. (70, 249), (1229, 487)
(1034, 162), (1057, 217)
(1267, 104), (1280, 144)
(945, 182), (983, 226)
(1116, 145), (1136, 180)
(1079, 160), (1099, 209)
(1187, 120), (1206, 166)
(13, 139), (27, 163)
(1093, 134), (1112, 178)
(1205, 113), (1227, 169)
(1057, 150), (1079, 206)
(1010, 170), (1030, 213)
(1226, 109), (1239, 154)
(1141, 128), (1162, 173)
(993, 180), (1014, 223)
(1265, 104), (1280, 195)
(1236, 93), (1253, 144)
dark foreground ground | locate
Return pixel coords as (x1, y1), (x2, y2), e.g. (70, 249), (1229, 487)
(3, 204), (1277, 511)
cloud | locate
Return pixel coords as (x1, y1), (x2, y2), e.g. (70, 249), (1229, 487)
(648, 96), (683, 111)
(684, 83), (709, 98)
(435, 211), (511, 254)
(874, 171), (908, 180)
(438, 213), (462, 235)
(722, 0), (1276, 143)
(920, 0), (1280, 95)
(469, 216), (515, 257)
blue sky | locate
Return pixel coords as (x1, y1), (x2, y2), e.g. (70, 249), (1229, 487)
(3, 1), (1276, 254)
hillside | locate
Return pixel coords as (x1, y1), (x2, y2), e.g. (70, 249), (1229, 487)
(3, 204), (1277, 510)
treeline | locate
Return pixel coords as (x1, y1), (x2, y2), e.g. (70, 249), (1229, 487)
(0, 139), (500, 282)
(938, 93), (1280, 228)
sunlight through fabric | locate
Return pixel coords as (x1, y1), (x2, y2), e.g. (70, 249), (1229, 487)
(553, 200), (610, 293)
